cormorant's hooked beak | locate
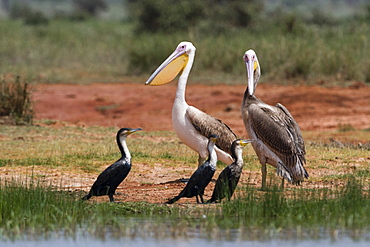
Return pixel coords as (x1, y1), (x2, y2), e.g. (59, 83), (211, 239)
(209, 134), (219, 143)
(145, 49), (189, 86)
(128, 128), (142, 135)
(244, 50), (258, 96)
(240, 139), (253, 147)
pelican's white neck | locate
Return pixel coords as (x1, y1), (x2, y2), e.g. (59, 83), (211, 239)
(175, 51), (195, 103)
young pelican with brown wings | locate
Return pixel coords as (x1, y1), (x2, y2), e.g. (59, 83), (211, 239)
(241, 50), (308, 190)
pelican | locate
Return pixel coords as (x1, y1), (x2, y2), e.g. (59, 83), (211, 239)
(241, 49), (308, 190)
(208, 138), (253, 203)
(166, 134), (218, 204)
(82, 127), (142, 202)
(145, 41), (236, 166)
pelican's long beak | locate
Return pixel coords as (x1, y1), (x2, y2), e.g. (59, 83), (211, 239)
(145, 49), (189, 86)
(245, 55), (257, 96)
(128, 128), (142, 135)
(240, 139), (253, 147)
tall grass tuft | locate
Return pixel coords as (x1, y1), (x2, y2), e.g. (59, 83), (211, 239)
(0, 174), (369, 241)
(0, 179), (85, 239)
(0, 177), (175, 241)
(0, 75), (33, 125)
(220, 177), (370, 232)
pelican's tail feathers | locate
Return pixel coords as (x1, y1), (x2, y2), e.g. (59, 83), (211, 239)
(290, 158), (309, 185)
(276, 162), (293, 184)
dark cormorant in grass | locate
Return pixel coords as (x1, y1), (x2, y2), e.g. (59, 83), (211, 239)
(82, 127), (142, 202)
(166, 135), (218, 204)
(208, 139), (253, 203)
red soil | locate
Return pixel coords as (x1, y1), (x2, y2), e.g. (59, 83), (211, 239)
(28, 81), (370, 203)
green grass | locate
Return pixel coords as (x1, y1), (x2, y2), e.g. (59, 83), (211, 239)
(221, 178), (370, 230)
(0, 18), (368, 85)
(0, 180), (85, 239)
(0, 176), (369, 241)
(0, 125), (196, 173)
(0, 125), (369, 241)
(0, 179), (178, 240)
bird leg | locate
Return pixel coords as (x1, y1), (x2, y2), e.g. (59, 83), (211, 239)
(260, 164), (267, 191)
(195, 195), (200, 204)
(280, 178), (285, 190)
(108, 194), (115, 202)
(199, 194), (205, 204)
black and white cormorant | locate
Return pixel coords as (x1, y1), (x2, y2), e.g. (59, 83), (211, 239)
(82, 127), (142, 202)
(208, 139), (253, 203)
(166, 134), (219, 204)
(241, 49), (308, 190)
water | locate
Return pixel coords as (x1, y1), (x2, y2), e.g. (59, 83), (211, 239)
(2, 236), (370, 247)
(1, 216), (369, 247)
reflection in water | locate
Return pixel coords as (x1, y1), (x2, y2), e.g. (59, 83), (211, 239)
(1, 216), (370, 247)
(2, 236), (370, 247)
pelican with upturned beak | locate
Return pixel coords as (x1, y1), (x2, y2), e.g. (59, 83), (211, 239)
(146, 42), (237, 166)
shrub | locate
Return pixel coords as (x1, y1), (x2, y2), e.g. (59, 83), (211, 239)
(72, 0), (108, 16)
(0, 75), (33, 125)
(126, 0), (205, 33)
(309, 7), (337, 26)
(9, 3), (32, 20)
(9, 3), (49, 25)
(23, 10), (49, 25)
(126, 0), (263, 33)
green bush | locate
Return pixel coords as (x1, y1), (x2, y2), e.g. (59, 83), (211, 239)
(73, 0), (108, 16)
(9, 3), (32, 20)
(126, 0), (263, 33)
(0, 76), (33, 125)
(9, 3), (49, 25)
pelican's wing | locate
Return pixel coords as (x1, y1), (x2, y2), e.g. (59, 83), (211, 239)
(186, 106), (237, 154)
(276, 103), (306, 157)
(248, 104), (304, 169)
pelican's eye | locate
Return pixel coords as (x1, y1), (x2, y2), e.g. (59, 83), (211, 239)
(177, 44), (186, 52)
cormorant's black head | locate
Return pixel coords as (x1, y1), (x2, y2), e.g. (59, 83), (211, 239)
(117, 128), (142, 139)
(231, 139), (253, 157)
(208, 134), (219, 143)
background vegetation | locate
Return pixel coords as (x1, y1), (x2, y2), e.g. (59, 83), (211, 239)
(0, 75), (33, 125)
(0, 0), (368, 85)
